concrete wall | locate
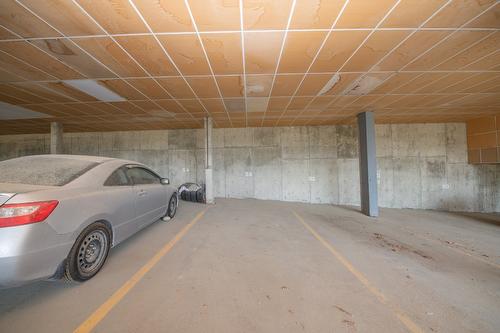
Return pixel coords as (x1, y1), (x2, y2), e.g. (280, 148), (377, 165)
(1, 123), (499, 213)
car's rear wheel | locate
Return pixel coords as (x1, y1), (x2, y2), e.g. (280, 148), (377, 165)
(166, 194), (178, 218)
(65, 222), (111, 282)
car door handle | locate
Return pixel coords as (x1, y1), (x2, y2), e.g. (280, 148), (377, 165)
(138, 190), (147, 196)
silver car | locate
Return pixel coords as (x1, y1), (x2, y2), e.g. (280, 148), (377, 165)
(0, 155), (178, 288)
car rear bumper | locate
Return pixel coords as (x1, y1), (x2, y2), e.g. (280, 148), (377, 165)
(0, 223), (73, 288)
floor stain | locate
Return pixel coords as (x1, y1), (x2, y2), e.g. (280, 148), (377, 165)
(373, 233), (433, 260)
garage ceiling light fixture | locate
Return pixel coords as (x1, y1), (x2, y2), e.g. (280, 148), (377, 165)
(318, 74), (340, 96)
(62, 80), (126, 102)
(0, 102), (50, 120)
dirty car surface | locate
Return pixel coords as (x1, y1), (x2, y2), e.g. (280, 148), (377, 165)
(0, 155), (177, 288)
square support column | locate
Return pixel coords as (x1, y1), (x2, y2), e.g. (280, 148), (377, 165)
(50, 122), (64, 154)
(204, 117), (214, 204)
(357, 112), (378, 217)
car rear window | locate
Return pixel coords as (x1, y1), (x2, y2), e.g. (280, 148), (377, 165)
(0, 156), (99, 186)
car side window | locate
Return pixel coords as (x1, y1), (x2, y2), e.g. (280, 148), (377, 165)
(126, 167), (160, 185)
(104, 167), (130, 186)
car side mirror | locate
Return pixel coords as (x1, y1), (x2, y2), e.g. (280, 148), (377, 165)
(160, 178), (170, 185)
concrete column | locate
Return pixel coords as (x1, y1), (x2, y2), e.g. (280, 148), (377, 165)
(357, 112), (378, 217)
(204, 117), (214, 204)
(50, 122), (63, 154)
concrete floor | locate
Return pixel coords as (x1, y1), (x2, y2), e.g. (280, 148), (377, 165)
(0, 199), (499, 333)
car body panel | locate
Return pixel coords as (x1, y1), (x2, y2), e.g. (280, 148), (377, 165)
(0, 155), (177, 288)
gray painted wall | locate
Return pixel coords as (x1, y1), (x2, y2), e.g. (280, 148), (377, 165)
(1, 123), (499, 213)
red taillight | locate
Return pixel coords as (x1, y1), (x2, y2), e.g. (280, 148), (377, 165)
(0, 200), (59, 228)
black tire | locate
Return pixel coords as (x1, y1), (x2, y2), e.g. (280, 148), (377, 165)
(196, 189), (205, 203)
(64, 222), (111, 282)
(166, 194), (178, 218)
(189, 191), (196, 202)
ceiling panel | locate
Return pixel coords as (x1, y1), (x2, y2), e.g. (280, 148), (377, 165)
(153, 99), (185, 114)
(115, 35), (179, 76)
(201, 33), (243, 74)
(0, 83), (52, 104)
(44, 81), (99, 101)
(243, 0), (293, 30)
(391, 72), (445, 94)
(342, 31), (410, 72)
(188, 0), (240, 31)
(415, 72), (475, 93)
(288, 96), (313, 110)
(461, 75), (500, 93)
(0, 51), (56, 80)
(463, 50), (500, 70)
(440, 72), (499, 93)
(156, 77), (195, 99)
(0, 0), (60, 38)
(158, 34), (211, 75)
(424, 0), (496, 28)
(376, 31), (451, 71)
(216, 76), (244, 97)
(270, 74), (303, 96)
(200, 98), (226, 114)
(0, 26), (20, 40)
(11, 82), (75, 102)
(335, 0), (398, 28)
(126, 78), (171, 99)
(369, 73), (420, 94)
(185, 76), (220, 98)
(73, 37), (147, 77)
(0, 0), (498, 133)
(75, 0), (147, 34)
(246, 75), (273, 97)
(435, 32), (500, 70)
(244, 31), (284, 74)
(19, 0), (104, 36)
(178, 98), (205, 114)
(97, 79), (147, 100)
(0, 68), (26, 82)
(466, 2), (500, 28)
(133, 0), (194, 32)
(290, 0), (344, 29)
(405, 30), (492, 70)
(0, 40), (83, 79)
(311, 31), (370, 73)
(277, 31), (327, 73)
(295, 74), (331, 96)
(29, 38), (114, 78)
(381, 0), (449, 28)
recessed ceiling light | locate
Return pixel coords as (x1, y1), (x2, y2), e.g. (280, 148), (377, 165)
(318, 74), (340, 96)
(63, 80), (126, 102)
(0, 102), (51, 120)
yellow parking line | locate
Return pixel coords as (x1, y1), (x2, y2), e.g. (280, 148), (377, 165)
(292, 211), (424, 333)
(74, 209), (208, 333)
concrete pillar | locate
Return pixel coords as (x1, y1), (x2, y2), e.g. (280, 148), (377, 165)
(357, 112), (378, 217)
(204, 117), (214, 204)
(50, 122), (63, 154)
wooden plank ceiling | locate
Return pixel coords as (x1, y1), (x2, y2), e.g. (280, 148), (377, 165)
(0, 0), (499, 134)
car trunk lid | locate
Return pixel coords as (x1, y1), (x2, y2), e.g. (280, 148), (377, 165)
(0, 183), (57, 206)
